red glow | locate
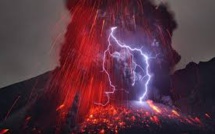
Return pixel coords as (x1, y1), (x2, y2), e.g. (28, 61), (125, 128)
(205, 113), (210, 118)
(172, 110), (180, 117)
(75, 103), (206, 133)
(0, 129), (9, 134)
(150, 116), (160, 124)
(147, 100), (161, 113)
(43, 0), (180, 128)
(56, 104), (65, 111)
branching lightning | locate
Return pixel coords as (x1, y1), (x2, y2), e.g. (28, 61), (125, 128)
(96, 27), (153, 106)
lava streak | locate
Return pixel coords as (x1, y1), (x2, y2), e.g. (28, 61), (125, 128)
(45, 0), (181, 126)
(77, 102), (207, 134)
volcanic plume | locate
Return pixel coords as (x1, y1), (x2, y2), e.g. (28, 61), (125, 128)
(39, 0), (181, 130)
(2, 0), (215, 133)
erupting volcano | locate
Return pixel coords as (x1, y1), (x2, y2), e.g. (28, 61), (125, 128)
(52, 0), (180, 121)
(44, 0), (187, 132)
(0, 0), (215, 134)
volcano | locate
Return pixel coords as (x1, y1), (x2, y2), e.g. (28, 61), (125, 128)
(0, 64), (215, 133)
(1, 0), (215, 133)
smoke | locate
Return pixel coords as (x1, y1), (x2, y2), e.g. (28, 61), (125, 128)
(45, 0), (181, 124)
(63, 0), (180, 67)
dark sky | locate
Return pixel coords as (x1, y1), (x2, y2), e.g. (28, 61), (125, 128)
(0, 0), (215, 88)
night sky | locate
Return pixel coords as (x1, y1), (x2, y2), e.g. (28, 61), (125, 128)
(0, 0), (215, 88)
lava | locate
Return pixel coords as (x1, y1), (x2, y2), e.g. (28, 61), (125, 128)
(76, 101), (210, 133)
(40, 0), (181, 129)
(0, 129), (9, 134)
(0, 0), (215, 134)
(147, 100), (161, 113)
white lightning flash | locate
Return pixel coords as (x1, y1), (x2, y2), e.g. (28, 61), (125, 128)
(96, 27), (153, 106)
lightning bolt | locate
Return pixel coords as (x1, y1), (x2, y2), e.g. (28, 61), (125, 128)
(96, 27), (153, 106)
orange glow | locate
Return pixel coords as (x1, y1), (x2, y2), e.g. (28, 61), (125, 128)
(75, 103), (206, 133)
(172, 110), (180, 117)
(0, 129), (9, 134)
(147, 100), (161, 113)
(56, 104), (65, 111)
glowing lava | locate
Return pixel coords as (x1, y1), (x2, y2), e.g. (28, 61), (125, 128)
(45, 0), (181, 126)
(77, 102), (207, 134)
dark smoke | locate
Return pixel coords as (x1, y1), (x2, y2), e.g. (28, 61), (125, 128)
(63, 0), (181, 100)
(33, 0), (182, 131)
